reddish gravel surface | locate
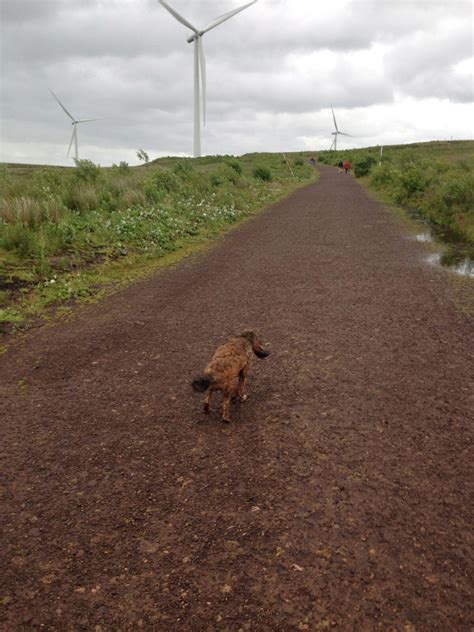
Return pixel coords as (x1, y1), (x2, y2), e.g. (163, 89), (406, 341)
(1, 165), (473, 631)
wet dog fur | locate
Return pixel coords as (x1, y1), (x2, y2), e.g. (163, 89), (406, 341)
(192, 330), (269, 423)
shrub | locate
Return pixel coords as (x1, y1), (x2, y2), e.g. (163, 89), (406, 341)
(423, 170), (473, 230)
(437, 171), (472, 212)
(112, 161), (130, 174)
(173, 161), (193, 177)
(353, 155), (377, 178)
(143, 183), (164, 203)
(0, 308), (25, 326)
(32, 169), (64, 196)
(212, 165), (240, 186)
(225, 159), (242, 175)
(210, 174), (223, 187)
(294, 157), (304, 167)
(146, 170), (178, 195)
(369, 164), (397, 189)
(98, 189), (119, 213)
(393, 162), (430, 204)
(0, 222), (38, 256)
(74, 159), (101, 183)
(253, 166), (272, 182)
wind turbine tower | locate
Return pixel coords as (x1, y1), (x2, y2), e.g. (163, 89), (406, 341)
(49, 89), (101, 162)
(159, 0), (257, 158)
(329, 106), (352, 151)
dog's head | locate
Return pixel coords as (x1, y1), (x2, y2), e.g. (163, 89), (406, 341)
(240, 330), (270, 359)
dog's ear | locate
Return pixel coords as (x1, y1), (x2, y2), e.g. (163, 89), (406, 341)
(240, 330), (255, 342)
(240, 330), (269, 358)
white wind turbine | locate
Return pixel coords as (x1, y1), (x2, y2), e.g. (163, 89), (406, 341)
(159, 0), (257, 158)
(49, 89), (102, 162)
(329, 105), (352, 151)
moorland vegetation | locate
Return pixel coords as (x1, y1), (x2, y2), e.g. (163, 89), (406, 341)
(0, 153), (314, 332)
(318, 140), (474, 247)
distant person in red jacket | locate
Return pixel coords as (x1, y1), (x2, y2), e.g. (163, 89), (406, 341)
(343, 160), (351, 174)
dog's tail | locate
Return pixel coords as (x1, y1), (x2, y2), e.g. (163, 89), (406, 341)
(192, 375), (212, 393)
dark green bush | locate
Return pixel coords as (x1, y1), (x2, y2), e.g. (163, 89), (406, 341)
(210, 174), (224, 187)
(112, 161), (130, 174)
(0, 223), (38, 257)
(98, 190), (118, 213)
(253, 166), (272, 182)
(148, 170), (178, 194)
(173, 161), (193, 177)
(353, 155), (377, 178)
(369, 164), (396, 188)
(393, 162), (431, 204)
(73, 159), (101, 183)
(225, 159), (242, 175)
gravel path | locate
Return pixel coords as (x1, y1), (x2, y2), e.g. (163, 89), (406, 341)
(1, 165), (473, 631)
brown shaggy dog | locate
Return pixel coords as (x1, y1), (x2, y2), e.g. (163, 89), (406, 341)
(192, 330), (269, 423)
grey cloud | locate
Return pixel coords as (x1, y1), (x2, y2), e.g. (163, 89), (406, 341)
(384, 17), (473, 102)
(389, 68), (473, 103)
(1, 0), (472, 164)
(0, 0), (98, 23)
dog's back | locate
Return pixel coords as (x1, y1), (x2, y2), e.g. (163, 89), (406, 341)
(193, 337), (251, 393)
(192, 331), (269, 422)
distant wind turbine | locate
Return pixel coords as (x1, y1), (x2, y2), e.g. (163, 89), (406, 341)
(329, 105), (352, 151)
(159, 0), (257, 158)
(49, 89), (102, 162)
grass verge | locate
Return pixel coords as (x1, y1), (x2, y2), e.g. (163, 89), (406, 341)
(0, 153), (318, 340)
(317, 140), (474, 250)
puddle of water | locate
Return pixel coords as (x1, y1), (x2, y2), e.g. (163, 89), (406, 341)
(404, 208), (473, 278)
(415, 232), (433, 243)
(426, 253), (474, 278)
(452, 259), (474, 278)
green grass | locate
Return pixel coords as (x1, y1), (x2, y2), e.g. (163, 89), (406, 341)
(0, 307), (24, 329)
(317, 140), (474, 247)
(0, 153), (317, 335)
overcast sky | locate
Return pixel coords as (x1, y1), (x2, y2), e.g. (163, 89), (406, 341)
(1, 0), (473, 166)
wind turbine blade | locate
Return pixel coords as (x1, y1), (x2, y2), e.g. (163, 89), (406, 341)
(76, 118), (103, 123)
(338, 132), (352, 137)
(329, 138), (335, 151)
(67, 128), (75, 157)
(201, 0), (257, 34)
(159, 0), (198, 33)
(331, 105), (338, 132)
(49, 89), (75, 121)
(198, 37), (206, 126)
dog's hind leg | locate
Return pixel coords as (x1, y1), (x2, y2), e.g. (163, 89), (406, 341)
(222, 391), (232, 423)
(238, 368), (248, 402)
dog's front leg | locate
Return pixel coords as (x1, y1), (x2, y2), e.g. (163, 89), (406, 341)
(222, 391), (232, 423)
(203, 390), (212, 413)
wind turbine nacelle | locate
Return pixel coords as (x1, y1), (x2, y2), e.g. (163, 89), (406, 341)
(187, 33), (202, 43)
